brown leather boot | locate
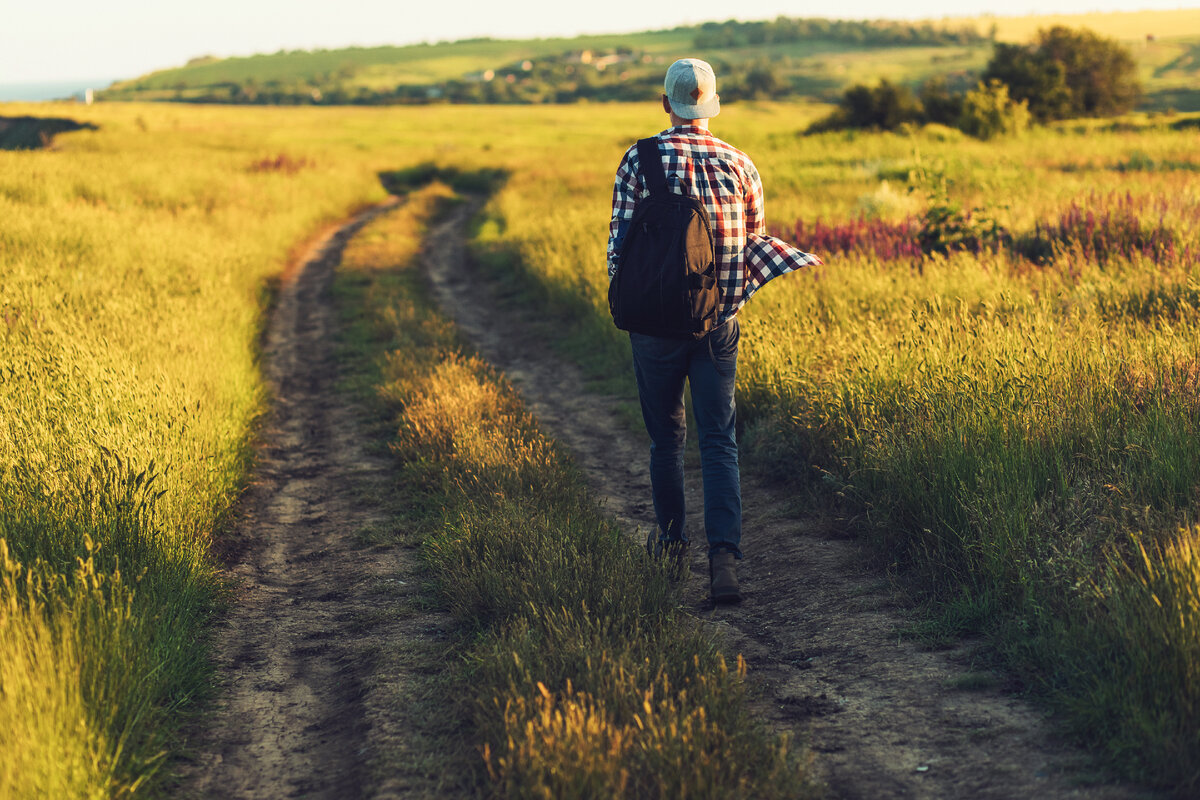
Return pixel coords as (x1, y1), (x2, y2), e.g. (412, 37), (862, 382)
(709, 552), (742, 603)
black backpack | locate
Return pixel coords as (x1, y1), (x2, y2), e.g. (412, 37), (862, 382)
(608, 137), (720, 339)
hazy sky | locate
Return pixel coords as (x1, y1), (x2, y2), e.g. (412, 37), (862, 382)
(3, 0), (1196, 83)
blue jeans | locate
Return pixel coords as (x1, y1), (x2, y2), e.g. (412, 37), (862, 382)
(629, 318), (741, 559)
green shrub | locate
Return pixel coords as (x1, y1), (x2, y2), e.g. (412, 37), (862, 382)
(809, 79), (925, 133)
(958, 80), (1031, 140)
(919, 76), (965, 126)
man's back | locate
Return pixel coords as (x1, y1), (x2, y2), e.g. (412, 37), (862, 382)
(608, 126), (819, 323)
(608, 125), (761, 323)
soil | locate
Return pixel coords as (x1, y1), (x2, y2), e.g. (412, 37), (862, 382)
(421, 200), (1155, 800)
(180, 201), (459, 800)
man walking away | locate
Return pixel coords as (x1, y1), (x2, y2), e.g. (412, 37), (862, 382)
(607, 58), (821, 604)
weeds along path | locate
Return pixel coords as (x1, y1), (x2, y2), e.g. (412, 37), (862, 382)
(182, 201), (455, 799)
(424, 200), (1146, 800)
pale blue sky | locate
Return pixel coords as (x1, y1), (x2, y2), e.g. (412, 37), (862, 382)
(2, 0), (1196, 83)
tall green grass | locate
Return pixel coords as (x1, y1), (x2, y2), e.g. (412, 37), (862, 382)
(462, 108), (1200, 790)
(0, 102), (413, 796)
(5, 98), (1197, 793)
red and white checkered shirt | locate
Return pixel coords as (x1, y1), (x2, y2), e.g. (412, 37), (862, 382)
(607, 126), (822, 324)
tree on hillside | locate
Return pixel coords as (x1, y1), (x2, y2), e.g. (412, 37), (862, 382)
(719, 61), (786, 101)
(809, 79), (925, 132)
(743, 65), (782, 99)
(982, 26), (1141, 121)
(919, 76), (964, 126)
(693, 16), (984, 48)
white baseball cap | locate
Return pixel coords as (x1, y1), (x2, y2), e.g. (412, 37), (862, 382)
(664, 58), (721, 119)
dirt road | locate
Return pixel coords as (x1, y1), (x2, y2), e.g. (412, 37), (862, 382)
(183, 196), (1148, 799)
(422, 200), (1148, 800)
(182, 202), (455, 799)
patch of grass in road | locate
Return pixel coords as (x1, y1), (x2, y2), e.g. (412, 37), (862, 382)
(944, 672), (1001, 691)
(330, 184), (474, 799)
(334, 181), (817, 798)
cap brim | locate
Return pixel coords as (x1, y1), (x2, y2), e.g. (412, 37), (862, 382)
(668, 95), (720, 119)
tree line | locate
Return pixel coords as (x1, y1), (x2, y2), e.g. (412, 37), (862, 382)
(693, 17), (985, 48)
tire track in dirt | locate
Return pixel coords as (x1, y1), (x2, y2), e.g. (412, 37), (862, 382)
(181, 201), (457, 799)
(423, 200), (1152, 800)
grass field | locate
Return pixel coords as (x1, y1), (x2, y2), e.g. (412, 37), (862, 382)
(448, 103), (1200, 789)
(954, 8), (1200, 42)
(0, 102), (397, 796)
(2, 97), (1199, 793)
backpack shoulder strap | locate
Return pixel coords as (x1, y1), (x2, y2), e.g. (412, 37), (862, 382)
(636, 137), (668, 197)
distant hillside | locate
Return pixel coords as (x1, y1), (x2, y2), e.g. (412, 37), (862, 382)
(955, 8), (1200, 42)
(98, 10), (1200, 111)
(97, 18), (986, 106)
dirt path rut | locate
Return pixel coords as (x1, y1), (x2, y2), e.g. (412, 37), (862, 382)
(423, 201), (1148, 800)
(183, 201), (453, 799)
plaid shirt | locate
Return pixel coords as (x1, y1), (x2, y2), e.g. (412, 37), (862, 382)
(607, 126), (821, 324)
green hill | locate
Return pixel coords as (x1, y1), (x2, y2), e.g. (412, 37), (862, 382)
(97, 12), (1200, 111)
(98, 19), (986, 105)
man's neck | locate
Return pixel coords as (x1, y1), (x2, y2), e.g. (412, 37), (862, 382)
(668, 113), (709, 130)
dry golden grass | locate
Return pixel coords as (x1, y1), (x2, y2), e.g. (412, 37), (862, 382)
(932, 8), (1200, 42)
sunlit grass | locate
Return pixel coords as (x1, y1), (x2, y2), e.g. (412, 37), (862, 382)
(0, 101), (409, 796)
(465, 104), (1200, 789)
(4, 97), (1199, 793)
(954, 9), (1200, 43)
